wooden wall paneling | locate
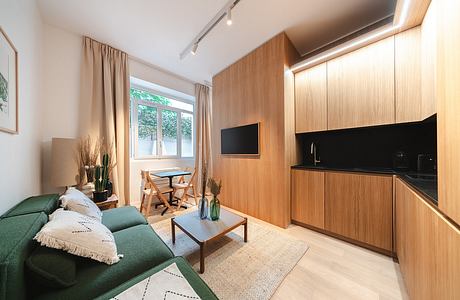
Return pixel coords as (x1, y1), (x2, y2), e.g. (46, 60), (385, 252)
(294, 63), (328, 133)
(284, 36), (302, 225)
(327, 36), (395, 130)
(420, 0), (437, 119)
(395, 26), (422, 123)
(211, 33), (298, 228)
(291, 170), (325, 228)
(325, 172), (360, 240)
(437, 0), (460, 225)
(358, 174), (393, 251)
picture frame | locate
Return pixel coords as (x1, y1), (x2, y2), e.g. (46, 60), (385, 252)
(0, 26), (18, 134)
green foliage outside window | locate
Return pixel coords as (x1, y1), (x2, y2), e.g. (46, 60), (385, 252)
(130, 88), (192, 140)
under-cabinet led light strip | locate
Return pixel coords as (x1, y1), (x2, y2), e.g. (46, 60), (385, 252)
(290, 0), (411, 72)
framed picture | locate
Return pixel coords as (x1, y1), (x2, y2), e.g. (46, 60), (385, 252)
(0, 27), (18, 134)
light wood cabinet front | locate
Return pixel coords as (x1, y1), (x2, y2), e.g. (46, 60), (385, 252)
(437, 0), (460, 225)
(420, 0), (436, 119)
(294, 63), (327, 133)
(291, 169), (325, 228)
(395, 26), (422, 123)
(358, 175), (393, 251)
(327, 36), (395, 130)
(395, 178), (460, 299)
(325, 172), (393, 251)
(325, 172), (360, 240)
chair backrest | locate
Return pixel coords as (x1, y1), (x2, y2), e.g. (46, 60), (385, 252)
(140, 170), (167, 200)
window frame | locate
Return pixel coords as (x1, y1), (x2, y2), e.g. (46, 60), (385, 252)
(130, 84), (195, 160)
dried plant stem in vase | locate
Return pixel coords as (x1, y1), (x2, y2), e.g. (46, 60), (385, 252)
(208, 178), (222, 221)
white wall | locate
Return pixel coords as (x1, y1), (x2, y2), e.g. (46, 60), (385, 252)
(41, 24), (82, 193)
(38, 24), (196, 204)
(0, 0), (44, 214)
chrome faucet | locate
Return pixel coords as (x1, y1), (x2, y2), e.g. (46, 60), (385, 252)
(310, 142), (321, 166)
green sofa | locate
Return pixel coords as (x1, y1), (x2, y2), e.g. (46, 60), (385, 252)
(0, 194), (217, 300)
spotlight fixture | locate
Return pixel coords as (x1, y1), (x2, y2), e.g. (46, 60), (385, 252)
(191, 43), (198, 55)
(226, 8), (233, 26)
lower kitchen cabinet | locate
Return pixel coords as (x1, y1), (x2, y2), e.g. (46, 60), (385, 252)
(395, 178), (460, 299)
(291, 169), (393, 253)
(291, 169), (324, 229)
(325, 172), (393, 251)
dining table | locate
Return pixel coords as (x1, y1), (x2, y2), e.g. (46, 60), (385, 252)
(152, 170), (192, 215)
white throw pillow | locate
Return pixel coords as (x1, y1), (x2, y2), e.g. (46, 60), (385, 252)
(60, 187), (102, 222)
(34, 209), (120, 265)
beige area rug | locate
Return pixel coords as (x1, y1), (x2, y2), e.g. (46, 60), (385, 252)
(151, 210), (309, 300)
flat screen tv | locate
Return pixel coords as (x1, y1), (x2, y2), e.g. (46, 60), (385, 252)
(221, 123), (259, 155)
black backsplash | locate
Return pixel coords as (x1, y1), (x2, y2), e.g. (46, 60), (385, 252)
(298, 116), (437, 172)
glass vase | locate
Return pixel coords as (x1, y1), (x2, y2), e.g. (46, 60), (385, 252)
(210, 196), (221, 221)
(198, 197), (208, 220)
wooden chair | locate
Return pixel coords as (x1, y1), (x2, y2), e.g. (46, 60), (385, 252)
(172, 168), (198, 208)
(139, 170), (174, 217)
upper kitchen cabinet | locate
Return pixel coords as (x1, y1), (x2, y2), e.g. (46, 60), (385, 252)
(437, 0), (460, 225)
(295, 63), (327, 133)
(420, 0), (437, 119)
(395, 26), (422, 123)
(327, 36), (395, 130)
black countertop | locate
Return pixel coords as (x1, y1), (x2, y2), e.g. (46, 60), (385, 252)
(292, 165), (438, 205)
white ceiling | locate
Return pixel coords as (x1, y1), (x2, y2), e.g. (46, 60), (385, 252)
(37, 0), (395, 84)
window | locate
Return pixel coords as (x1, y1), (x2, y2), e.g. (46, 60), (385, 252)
(131, 86), (194, 159)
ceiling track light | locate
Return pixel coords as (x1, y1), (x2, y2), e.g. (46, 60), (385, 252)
(180, 0), (241, 60)
(227, 8), (233, 26)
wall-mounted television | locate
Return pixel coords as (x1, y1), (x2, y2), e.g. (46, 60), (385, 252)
(221, 123), (259, 155)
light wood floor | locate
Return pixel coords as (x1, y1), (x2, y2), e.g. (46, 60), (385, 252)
(138, 199), (409, 300)
(272, 225), (409, 300)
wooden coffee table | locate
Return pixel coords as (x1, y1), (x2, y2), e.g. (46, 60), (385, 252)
(171, 208), (248, 273)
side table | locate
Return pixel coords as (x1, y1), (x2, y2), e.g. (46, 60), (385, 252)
(95, 194), (118, 211)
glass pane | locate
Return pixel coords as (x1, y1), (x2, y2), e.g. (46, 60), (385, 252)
(161, 109), (177, 156)
(130, 88), (193, 112)
(181, 112), (193, 157)
(137, 104), (157, 156)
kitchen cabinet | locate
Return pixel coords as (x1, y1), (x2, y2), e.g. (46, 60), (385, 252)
(327, 36), (395, 130)
(437, 0), (460, 225)
(324, 172), (360, 240)
(325, 172), (393, 251)
(395, 178), (460, 299)
(395, 26), (422, 123)
(420, 1), (436, 119)
(291, 169), (325, 229)
(294, 63), (327, 133)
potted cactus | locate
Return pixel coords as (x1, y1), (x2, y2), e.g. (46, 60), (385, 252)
(92, 153), (109, 202)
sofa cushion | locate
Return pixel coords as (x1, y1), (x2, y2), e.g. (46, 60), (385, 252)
(1, 194), (59, 218)
(34, 209), (120, 265)
(26, 246), (77, 288)
(34, 224), (174, 300)
(101, 206), (147, 232)
(95, 257), (218, 300)
(0, 212), (48, 300)
(60, 188), (102, 221)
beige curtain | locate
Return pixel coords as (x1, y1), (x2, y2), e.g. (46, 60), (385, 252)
(194, 84), (212, 195)
(79, 37), (130, 205)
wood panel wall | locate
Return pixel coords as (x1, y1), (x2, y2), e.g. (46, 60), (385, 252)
(211, 33), (300, 228)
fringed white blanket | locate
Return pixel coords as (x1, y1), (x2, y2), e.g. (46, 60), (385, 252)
(111, 263), (201, 300)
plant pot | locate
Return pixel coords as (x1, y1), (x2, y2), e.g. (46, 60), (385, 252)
(93, 190), (108, 203)
(210, 197), (221, 221)
(198, 197), (208, 220)
(106, 180), (113, 197)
